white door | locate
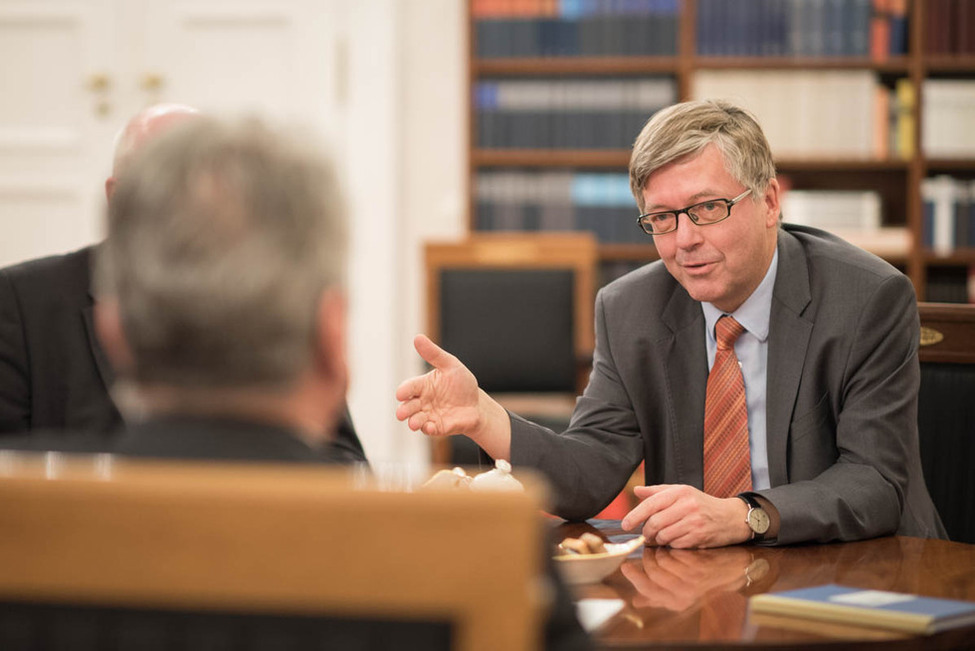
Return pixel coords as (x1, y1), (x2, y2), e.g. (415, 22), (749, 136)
(0, 0), (117, 266)
(0, 0), (344, 267)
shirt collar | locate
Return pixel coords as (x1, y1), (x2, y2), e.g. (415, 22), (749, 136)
(702, 247), (778, 343)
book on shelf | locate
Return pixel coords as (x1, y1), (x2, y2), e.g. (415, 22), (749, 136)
(781, 189), (908, 258)
(921, 176), (975, 254)
(922, 80), (975, 160)
(696, 0), (900, 58)
(925, 0), (975, 55)
(472, 0), (679, 59)
(893, 78), (914, 160)
(926, 266), (975, 303)
(749, 584), (975, 634)
(782, 190), (881, 231)
(693, 70), (897, 159)
(475, 77), (676, 150)
(476, 170), (643, 244)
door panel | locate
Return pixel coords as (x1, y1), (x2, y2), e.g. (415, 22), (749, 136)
(0, 0), (114, 265)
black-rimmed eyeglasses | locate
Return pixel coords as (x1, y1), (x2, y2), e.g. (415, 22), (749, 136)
(637, 189), (752, 236)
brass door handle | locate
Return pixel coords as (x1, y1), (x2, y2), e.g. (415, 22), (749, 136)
(86, 73), (111, 93)
(140, 73), (165, 91)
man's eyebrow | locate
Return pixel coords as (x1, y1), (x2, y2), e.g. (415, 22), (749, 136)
(643, 190), (724, 212)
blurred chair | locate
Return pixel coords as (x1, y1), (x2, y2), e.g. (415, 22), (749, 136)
(0, 453), (547, 651)
(916, 302), (975, 544)
(425, 233), (597, 466)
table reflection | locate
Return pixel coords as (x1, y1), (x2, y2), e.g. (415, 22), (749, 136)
(556, 521), (975, 649)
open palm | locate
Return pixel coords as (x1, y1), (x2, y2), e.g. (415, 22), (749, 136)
(395, 335), (482, 438)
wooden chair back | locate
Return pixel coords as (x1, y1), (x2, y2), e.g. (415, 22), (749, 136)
(0, 453), (548, 651)
(424, 233), (597, 464)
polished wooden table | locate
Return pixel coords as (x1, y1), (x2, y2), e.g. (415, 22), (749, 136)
(556, 521), (975, 650)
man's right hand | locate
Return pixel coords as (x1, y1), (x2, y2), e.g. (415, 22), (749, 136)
(395, 334), (512, 458)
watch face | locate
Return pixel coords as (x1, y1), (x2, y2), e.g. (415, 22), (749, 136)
(748, 508), (771, 534)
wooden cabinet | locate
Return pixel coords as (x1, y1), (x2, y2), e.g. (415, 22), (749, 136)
(467, 0), (975, 300)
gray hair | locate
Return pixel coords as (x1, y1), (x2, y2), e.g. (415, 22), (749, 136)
(97, 117), (347, 390)
(629, 99), (776, 212)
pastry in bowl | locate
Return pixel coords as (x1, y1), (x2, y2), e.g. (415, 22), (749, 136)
(554, 534), (646, 585)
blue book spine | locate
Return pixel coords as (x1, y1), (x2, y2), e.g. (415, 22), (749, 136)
(889, 11), (908, 55)
(923, 197), (935, 247)
(697, 0), (713, 55)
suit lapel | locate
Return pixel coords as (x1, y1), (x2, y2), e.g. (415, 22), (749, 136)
(766, 229), (813, 487)
(661, 287), (708, 488)
(83, 295), (116, 396)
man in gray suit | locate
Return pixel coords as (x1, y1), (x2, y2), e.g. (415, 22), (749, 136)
(396, 99), (945, 547)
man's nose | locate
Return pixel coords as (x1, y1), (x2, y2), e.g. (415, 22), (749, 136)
(673, 211), (703, 248)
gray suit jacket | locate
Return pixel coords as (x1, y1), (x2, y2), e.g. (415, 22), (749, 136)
(511, 224), (945, 544)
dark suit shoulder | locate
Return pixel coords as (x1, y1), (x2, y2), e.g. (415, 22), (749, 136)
(780, 224), (913, 312)
(0, 246), (95, 309)
(598, 259), (675, 304)
(782, 224), (902, 281)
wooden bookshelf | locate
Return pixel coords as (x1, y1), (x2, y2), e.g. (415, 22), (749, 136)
(467, 0), (975, 300)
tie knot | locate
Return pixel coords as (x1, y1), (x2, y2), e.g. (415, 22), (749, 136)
(715, 315), (745, 350)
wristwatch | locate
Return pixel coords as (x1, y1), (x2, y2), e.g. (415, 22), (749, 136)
(738, 494), (770, 541)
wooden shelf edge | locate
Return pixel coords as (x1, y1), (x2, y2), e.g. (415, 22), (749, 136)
(473, 149), (630, 167)
(692, 56), (912, 72)
(922, 56), (975, 72)
(473, 150), (913, 170)
(473, 56), (917, 76)
(475, 56), (679, 76)
(598, 244), (658, 261)
(922, 249), (975, 265)
(923, 159), (975, 171)
(776, 159), (911, 172)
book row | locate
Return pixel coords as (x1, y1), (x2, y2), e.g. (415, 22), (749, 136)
(472, 0), (912, 60)
(475, 78), (676, 149)
(925, 0), (975, 55)
(697, 0), (907, 59)
(926, 266), (975, 304)
(781, 189), (909, 258)
(782, 190), (881, 231)
(692, 71), (914, 159)
(922, 176), (975, 254)
(475, 1), (679, 58)
(923, 81), (975, 159)
(475, 172), (909, 254)
(475, 171), (646, 243)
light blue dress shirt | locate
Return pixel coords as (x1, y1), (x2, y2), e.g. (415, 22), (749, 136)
(701, 247), (778, 491)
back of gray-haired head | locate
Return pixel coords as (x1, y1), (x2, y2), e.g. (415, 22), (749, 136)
(629, 99), (776, 213)
(98, 117), (347, 390)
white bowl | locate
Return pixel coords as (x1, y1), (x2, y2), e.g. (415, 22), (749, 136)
(553, 536), (646, 585)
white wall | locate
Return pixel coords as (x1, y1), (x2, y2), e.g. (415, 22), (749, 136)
(344, 0), (467, 470)
(387, 0), (467, 468)
(336, 0), (467, 470)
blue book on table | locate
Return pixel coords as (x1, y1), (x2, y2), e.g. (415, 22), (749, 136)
(750, 584), (975, 634)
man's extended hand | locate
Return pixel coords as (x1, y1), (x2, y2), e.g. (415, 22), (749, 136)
(395, 335), (481, 437)
(621, 484), (751, 549)
(395, 335), (512, 458)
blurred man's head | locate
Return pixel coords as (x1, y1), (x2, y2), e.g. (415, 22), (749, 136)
(95, 118), (348, 442)
(105, 103), (201, 201)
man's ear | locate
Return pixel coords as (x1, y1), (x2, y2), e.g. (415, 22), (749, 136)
(94, 298), (135, 375)
(763, 177), (781, 227)
(314, 288), (348, 390)
(105, 177), (116, 202)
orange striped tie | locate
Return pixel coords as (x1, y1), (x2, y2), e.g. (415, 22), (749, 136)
(703, 315), (752, 498)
